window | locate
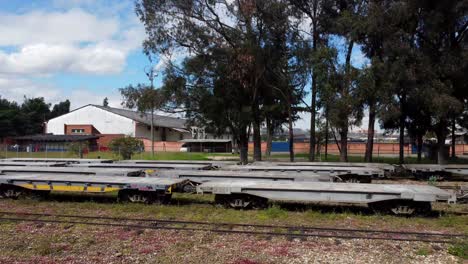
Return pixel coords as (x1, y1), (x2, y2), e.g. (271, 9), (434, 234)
(71, 129), (85, 134)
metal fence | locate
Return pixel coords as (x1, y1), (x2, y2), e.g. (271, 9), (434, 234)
(0, 143), (154, 159)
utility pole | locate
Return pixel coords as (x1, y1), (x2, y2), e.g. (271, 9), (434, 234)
(145, 65), (157, 157)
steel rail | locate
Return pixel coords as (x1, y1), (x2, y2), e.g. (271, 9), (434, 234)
(0, 217), (455, 243)
(0, 211), (465, 238)
(0, 212), (464, 243)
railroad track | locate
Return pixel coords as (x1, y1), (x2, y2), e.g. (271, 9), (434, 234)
(0, 211), (465, 244)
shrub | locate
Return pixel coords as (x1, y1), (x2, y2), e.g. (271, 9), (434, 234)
(68, 142), (89, 158)
(108, 136), (144, 160)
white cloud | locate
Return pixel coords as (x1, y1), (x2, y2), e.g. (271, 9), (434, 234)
(0, 9), (119, 46)
(0, 76), (62, 103)
(0, 75), (122, 109)
(0, 44), (126, 75)
(66, 89), (121, 109)
(0, 7), (145, 76)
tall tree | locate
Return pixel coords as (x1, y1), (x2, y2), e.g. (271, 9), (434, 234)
(136, 0), (307, 163)
(120, 84), (166, 157)
(0, 97), (22, 139)
(20, 97), (51, 135)
(49, 100), (70, 120)
(413, 0), (468, 164)
(291, 0), (330, 162)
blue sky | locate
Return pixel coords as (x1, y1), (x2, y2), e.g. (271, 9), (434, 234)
(0, 0), (153, 109)
(0, 0), (371, 130)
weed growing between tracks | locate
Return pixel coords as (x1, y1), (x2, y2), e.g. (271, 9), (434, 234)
(448, 240), (468, 259)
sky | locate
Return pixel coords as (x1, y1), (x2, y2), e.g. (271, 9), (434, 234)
(0, 0), (374, 131)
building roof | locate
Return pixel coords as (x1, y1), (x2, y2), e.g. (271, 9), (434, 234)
(87, 105), (187, 130)
(15, 134), (100, 142)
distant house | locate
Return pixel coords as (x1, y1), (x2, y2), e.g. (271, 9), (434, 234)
(45, 104), (231, 151)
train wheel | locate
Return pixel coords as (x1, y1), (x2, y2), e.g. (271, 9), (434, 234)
(216, 194), (267, 209)
(118, 190), (152, 204)
(1, 187), (25, 200)
(369, 200), (431, 216)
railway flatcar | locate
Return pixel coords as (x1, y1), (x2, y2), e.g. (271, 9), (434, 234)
(1, 158), (113, 164)
(0, 174), (188, 204)
(118, 160), (238, 168)
(0, 166), (145, 177)
(69, 163), (212, 171)
(221, 165), (383, 182)
(197, 181), (453, 215)
(253, 161), (395, 173)
(402, 164), (468, 180)
(0, 162), (67, 167)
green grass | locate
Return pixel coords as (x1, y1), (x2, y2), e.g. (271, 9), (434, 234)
(1, 197), (467, 234)
(448, 241), (468, 259)
(268, 153), (468, 164)
(0, 151), (228, 161)
(415, 247), (432, 256)
(2, 150), (467, 164)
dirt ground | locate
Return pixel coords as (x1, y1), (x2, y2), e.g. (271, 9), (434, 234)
(0, 198), (466, 264)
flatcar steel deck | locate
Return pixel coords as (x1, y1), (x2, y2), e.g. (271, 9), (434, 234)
(221, 165), (384, 178)
(0, 166), (145, 177)
(70, 163), (212, 170)
(118, 160), (238, 166)
(0, 162), (67, 167)
(155, 170), (333, 183)
(254, 161), (395, 172)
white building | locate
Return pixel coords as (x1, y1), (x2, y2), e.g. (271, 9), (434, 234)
(46, 104), (192, 141)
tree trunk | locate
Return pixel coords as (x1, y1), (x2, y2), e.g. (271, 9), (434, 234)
(252, 102), (262, 161)
(265, 117), (273, 158)
(324, 107), (329, 160)
(339, 126), (348, 162)
(309, 20), (318, 162)
(436, 121), (447, 165)
(417, 133), (423, 163)
(339, 40), (353, 163)
(151, 109), (155, 157)
(253, 122), (262, 161)
(315, 133), (321, 157)
(239, 128), (249, 165)
(451, 117), (456, 159)
(309, 77), (317, 162)
(398, 95), (406, 164)
(364, 102), (376, 162)
(288, 105), (294, 162)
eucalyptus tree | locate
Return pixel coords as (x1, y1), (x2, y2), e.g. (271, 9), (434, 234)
(136, 0), (307, 163)
(317, 0), (367, 162)
(136, 0), (267, 162)
(120, 83), (166, 156)
(290, 0), (332, 161)
(412, 0), (468, 163)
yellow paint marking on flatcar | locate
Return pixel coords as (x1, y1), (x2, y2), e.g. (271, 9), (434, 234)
(18, 184), (120, 193)
(166, 185), (172, 194)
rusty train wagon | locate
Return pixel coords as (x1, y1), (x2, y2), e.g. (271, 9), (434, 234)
(0, 174), (188, 204)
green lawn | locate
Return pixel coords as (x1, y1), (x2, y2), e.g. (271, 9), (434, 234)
(1, 150), (467, 164)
